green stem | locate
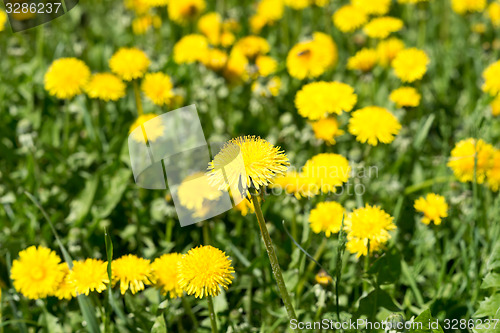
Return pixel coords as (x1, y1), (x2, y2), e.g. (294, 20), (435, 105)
(295, 237), (327, 298)
(363, 241), (371, 293)
(249, 188), (299, 329)
(133, 80), (144, 116)
(203, 221), (211, 245)
(63, 101), (70, 153)
(207, 296), (218, 333)
(165, 219), (174, 243)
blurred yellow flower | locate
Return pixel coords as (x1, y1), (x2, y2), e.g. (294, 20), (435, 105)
(168, 0), (205, 24)
(309, 201), (345, 237)
(487, 149), (500, 191)
(392, 48), (429, 82)
(389, 87), (421, 108)
(284, 0), (309, 10)
(152, 253), (184, 298)
(54, 265), (76, 300)
(271, 171), (320, 198)
(255, 0), (284, 23)
(311, 117), (344, 145)
(256, 55), (278, 77)
(250, 14), (268, 34)
(44, 58), (91, 99)
(414, 193), (448, 225)
(132, 14), (161, 35)
(141, 72), (174, 106)
(363, 17), (404, 39)
(347, 48), (378, 72)
(234, 197), (256, 216)
(233, 36), (270, 59)
(315, 270), (333, 286)
(208, 135), (289, 190)
(398, 0), (429, 3)
(302, 153), (351, 193)
(11, 246), (65, 299)
(109, 47), (150, 81)
(488, 2), (500, 26)
(286, 32), (337, 79)
(125, 0), (153, 14)
(143, 0), (168, 7)
(451, 0), (486, 14)
(345, 204), (396, 257)
(482, 60), (500, 96)
(491, 95), (500, 116)
(178, 245), (235, 298)
(85, 73), (126, 101)
(333, 5), (368, 33)
(112, 255), (155, 294)
(377, 37), (405, 66)
(447, 138), (494, 184)
(223, 49), (249, 83)
(348, 106), (401, 145)
(252, 76), (282, 97)
(471, 23), (486, 34)
(178, 172), (223, 212)
(202, 48), (229, 71)
(129, 113), (165, 143)
(68, 259), (109, 296)
(173, 34), (209, 64)
(352, 0), (391, 15)
(198, 12), (223, 45)
(295, 81), (357, 120)
(0, 10), (7, 31)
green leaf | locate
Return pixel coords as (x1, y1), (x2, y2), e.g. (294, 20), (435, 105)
(413, 114), (435, 149)
(66, 175), (99, 226)
(409, 309), (444, 333)
(367, 247), (402, 285)
(482, 273), (500, 290)
(151, 315), (167, 333)
(93, 168), (131, 219)
(474, 294), (500, 318)
(355, 288), (400, 320)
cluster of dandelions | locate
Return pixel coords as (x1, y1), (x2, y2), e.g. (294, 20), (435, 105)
(11, 245), (234, 301)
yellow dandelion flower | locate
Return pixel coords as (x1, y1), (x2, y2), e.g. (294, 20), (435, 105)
(173, 34), (209, 64)
(447, 138), (494, 184)
(168, 0), (205, 24)
(125, 0), (152, 14)
(250, 14), (268, 34)
(178, 171), (223, 212)
(348, 106), (401, 146)
(129, 113), (165, 143)
(345, 204), (396, 258)
(377, 37), (405, 66)
(472, 23), (486, 34)
(309, 201), (345, 237)
(44, 58), (90, 99)
(488, 2), (500, 26)
(68, 259), (109, 296)
(53, 265), (76, 300)
(152, 253), (184, 298)
(311, 117), (344, 145)
(392, 48), (430, 83)
(301, 153), (351, 193)
(198, 12), (222, 45)
(363, 17), (404, 39)
(207, 136), (290, 190)
(333, 5), (368, 33)
(252, 76), (282, 97)
(352, 0), (391, 15)
(109, 47), (150, 81)
(132, 14), (161, 35)
(284, 0), (309, 10)
(85, 73), (126, 101)
(178, 245), (235, 298)
(112, 255), (155, 294)
(256, 0), (284, 23)
(1, 10), (7, 32)
(202, 48), (229, 71)
(286, 32), (337, 79)
(295, 81), (357, 120)
(233, 36), (270, 59)
(223, 49), (249, 84)
(482, 60), (500, 96)
(451, 0), (486, 14)
(389, 87), (421, 108)
(141, 72), (174, 106)
(270, 171), (320, 199)
(11, 246), (65, 299)
(414, 193), (448, 225)
(487, 149), (500, 191)
(347, 48), (378, 72)
(491, 95), (500, 116)
(256, 55), (278, 77)
(315, 270), (333, 286)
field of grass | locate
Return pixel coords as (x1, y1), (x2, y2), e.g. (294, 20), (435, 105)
(1, 0), (500, 332)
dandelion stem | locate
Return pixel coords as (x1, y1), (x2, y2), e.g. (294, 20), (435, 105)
(132, 80), (143, 116)
(363, 241), (371, 293)
(249, 188), (299, 328)
(207, 296), (218, 333)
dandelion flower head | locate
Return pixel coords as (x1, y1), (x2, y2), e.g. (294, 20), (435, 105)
(109, 47), (150, 81)
(44, 58), (91, 99)
(112, 254), (155, 294)
(152, 253), (184, 298)
(348, 106), (401, 145)
(85, 73), (126, 101)
(309, 201), (345, 237)
(414, 193), (448, 225)
(68, 259), (109, 296)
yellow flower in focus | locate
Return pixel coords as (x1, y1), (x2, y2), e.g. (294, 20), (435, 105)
(109, 47), (150, 81)
(414, 193), (448, 225)
(112, 255), (155, 294)
(311, 117), (344, 145)
(168, 0), (205, 24)
(302, 153), (351, 193)
(333, 5), (368, 33)
(178, 245), (235, 298)
(129, 114), (165, 143)
(352, 0), (391, 15)
(85, 73), (126, 101)
(173, 34), (209, 64)
(487, 149), (500, 191)
(54, 265), (77, 300)
(0, 10), (7, 31)
(152, 253), (184, 298)
(363, 17), (404, 39)
(286, 32), (337, 79)
(141, 72), (174, 106)
(348, 106), (401, 146)
(345, 204), (396, 258)
(132, 14), (161, 35)
(44, 58), (91, 99)
(233, 36), (270, 59)
(295, 81), (357, 120)
(392, 48), (429, 83)
(451, 0), (486, 14)
(202, 48), (229, 71)
(270, 171), (320, 198)
(207, 136), (290, 190)
(377, 37), (405, 66)
(447, 138), (494, 184)
(347, 48), (378, 72)
(256, 55), (278, 77)
(309, 201), (345, 237)
(389, 87), (421, 108)
(234, 197), (256, 216)
(482, 60), (500, 96)
(256, 0), (284, 23)
(11, 246), (65, 299)
(488, 2), (500, 26)
(178, 172), (223, 212)
(68, 259), (109, 296)
(491, 95), (500, 116)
